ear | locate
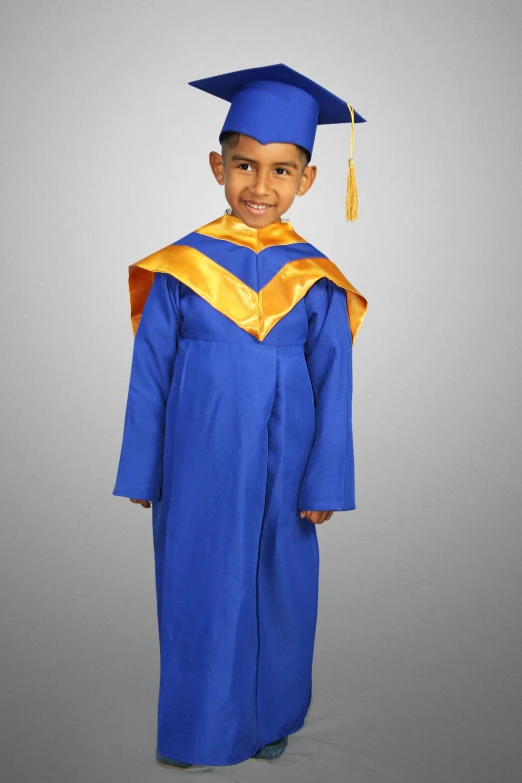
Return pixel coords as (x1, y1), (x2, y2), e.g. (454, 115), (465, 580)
(296, 164), (317, 197)
(209, 150), (225, 185)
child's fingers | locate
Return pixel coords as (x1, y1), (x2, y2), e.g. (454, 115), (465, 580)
(299, 510), (331, 524)
(130, 498), (152, 508)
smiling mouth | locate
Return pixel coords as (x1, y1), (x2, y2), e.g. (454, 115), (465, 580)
(244, 201), (273, 212)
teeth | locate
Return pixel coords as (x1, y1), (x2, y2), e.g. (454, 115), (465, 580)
(246, 202), (271, 210)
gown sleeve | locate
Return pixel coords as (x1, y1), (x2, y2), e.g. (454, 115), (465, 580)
(297, 277), (356, 512)
(113, 272), (182, 502)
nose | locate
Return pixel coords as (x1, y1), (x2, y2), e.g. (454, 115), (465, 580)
(249, 169), (271, 198)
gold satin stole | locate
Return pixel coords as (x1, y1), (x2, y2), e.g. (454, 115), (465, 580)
(127, 213), (368, 344)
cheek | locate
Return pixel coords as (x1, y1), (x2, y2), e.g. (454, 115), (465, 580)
(280, 178), (298, 195)
(224, 172), (244, 191)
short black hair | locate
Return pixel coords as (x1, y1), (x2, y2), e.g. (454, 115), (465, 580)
(219, 130), (310, 169)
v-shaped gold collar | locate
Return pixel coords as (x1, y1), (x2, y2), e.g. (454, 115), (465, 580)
(127, 214), (368, 343)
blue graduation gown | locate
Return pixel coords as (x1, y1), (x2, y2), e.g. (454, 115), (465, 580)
(113, 212), (367, 766)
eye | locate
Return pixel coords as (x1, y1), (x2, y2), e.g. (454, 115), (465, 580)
(237, 163), (253, 171)
(275, 168), (290, 175)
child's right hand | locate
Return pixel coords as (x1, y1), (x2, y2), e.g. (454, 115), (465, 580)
(130, 498), (152, 508)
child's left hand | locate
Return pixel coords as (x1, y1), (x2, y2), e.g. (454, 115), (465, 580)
(299, 510), (334, 524)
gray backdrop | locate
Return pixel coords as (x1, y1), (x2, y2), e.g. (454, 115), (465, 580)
(1, 1), (521, 782)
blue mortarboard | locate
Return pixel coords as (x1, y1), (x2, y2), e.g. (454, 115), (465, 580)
(188, 63), (366, 220)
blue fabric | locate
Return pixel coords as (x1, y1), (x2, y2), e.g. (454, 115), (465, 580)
(113, 239), (356, 765)
(175, 230), (329, 285)
(220, 79), (320, 157)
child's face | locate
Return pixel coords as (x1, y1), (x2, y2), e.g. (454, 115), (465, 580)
(209, 134), (317, 228)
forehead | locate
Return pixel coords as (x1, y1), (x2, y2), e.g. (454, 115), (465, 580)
(226, 134), (301, 163)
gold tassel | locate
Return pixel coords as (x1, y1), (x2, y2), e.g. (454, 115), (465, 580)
(345, 103), (359, 221)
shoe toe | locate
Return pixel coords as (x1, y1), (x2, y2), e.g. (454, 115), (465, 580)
(252, 736), (288, 760)
(156, 751), (193, 769)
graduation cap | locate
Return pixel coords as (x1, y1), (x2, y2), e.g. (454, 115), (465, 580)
(188, 63), (366, 221)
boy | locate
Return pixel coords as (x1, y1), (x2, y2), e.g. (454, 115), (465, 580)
(113, 63), (368, 769)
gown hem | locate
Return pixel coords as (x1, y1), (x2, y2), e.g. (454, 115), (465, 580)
(155, 710), (309, 767)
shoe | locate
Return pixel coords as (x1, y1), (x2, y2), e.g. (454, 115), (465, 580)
(155, 750), (193, 769)
(252, 735), (288, 760)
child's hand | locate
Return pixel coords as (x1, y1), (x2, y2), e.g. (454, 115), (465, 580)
(130, 498), (152, 508)
(299, 510), (334, 524)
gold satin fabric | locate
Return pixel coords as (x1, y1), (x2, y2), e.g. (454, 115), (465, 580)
(128, 213), (368, 343)
(195, 213), (308, 252)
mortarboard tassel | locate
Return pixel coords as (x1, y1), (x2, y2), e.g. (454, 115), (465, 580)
(345, 103), (359, 221)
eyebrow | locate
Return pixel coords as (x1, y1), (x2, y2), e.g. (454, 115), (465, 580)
(230, 155), (299, 170)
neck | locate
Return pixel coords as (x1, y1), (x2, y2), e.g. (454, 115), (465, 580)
(225, 209), (285, 228)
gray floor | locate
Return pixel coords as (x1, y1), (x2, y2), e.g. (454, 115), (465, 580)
(2, 500), (520, 783)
